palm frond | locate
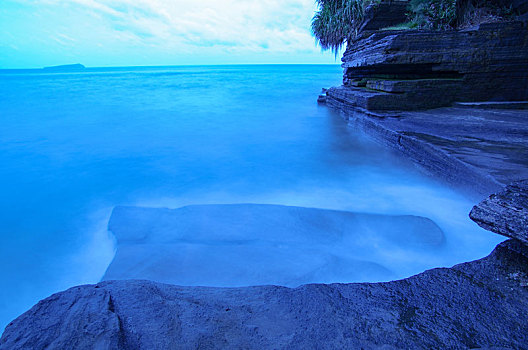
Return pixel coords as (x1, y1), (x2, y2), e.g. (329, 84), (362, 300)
(311, 0), (373, 55)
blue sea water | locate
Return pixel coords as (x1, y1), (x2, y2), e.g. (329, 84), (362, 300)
(0, 65), (502, 331)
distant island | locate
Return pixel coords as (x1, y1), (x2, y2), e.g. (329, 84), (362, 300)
(42, 63), (85, 72)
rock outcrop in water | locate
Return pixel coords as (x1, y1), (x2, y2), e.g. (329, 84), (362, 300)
(325, 21), (528, 111)
(1, 238), (527, 349)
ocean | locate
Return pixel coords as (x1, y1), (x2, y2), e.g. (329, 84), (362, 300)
(0, 65), (502, 331)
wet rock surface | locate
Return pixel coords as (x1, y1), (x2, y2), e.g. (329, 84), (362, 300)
(471, 180), (528, 244)
(336, 106), (528, 197)
(2, 239), (527, 349)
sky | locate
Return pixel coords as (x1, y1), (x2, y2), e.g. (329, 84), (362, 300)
(0, 0), (340, 68)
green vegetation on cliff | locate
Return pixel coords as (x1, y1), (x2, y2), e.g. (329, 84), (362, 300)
(311, 0), (380, 54)
(410, 0), (516, 29)
(312, 0), (517, 52)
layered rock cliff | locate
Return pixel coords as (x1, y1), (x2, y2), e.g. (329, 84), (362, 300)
(319, 2), (528, 197)
(326, 21), (528, 111)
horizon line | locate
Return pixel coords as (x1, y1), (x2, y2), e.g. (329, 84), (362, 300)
(0, 62), (342, 71)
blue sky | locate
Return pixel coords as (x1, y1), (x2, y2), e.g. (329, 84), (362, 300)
(0, 0), (339, 68)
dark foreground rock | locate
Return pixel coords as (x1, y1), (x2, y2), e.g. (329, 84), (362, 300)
(2, 239), (527, 349)
(471, 180), (528, 244)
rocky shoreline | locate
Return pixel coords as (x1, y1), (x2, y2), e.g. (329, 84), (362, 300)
(2, 2), (528, 348)
(1, 201), (527, 348)
(320, 14), (528, 199)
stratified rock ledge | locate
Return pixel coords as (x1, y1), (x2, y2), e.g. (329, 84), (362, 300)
(333, 106), (528, 198)
(327, 22), (528, 111)
(470, 179), (528, 245)
(2, 239), (527, 350)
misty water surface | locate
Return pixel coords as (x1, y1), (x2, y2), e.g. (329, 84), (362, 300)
(0, 65), (502, 331)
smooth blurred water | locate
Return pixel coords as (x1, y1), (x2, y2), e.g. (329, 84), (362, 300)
(0, 65), (502, 331)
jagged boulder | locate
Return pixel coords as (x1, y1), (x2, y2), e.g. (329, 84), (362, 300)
(470, 180), (528, 245)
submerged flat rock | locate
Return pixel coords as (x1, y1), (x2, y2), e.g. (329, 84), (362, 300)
(470, 180), (528, 244)
(104, 204), (445, 286)
(2, 239), (527, 349)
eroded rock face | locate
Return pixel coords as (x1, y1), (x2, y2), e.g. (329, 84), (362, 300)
(0, 287), (125, 349)
(2, 239), (527, 349)
(470, 180), (528, 244)
(327, 22), (528, 111)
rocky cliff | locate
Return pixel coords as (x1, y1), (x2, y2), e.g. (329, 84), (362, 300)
(326, 21), (528, 111)
(320, 2), (528, 197)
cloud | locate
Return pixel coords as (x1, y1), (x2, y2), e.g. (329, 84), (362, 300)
(1, 0), (336, 67)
